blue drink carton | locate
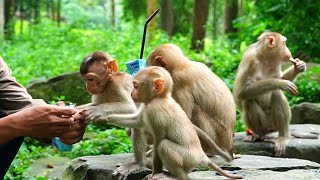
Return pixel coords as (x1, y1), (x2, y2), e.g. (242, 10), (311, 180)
(126, 59), (146, 75)
(52, 137), (73, 151)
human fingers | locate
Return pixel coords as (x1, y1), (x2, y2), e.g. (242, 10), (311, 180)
(53, 105), (76, 116)
(59, 129), (85, 144)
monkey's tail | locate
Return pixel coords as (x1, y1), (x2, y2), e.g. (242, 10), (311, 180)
(205, 160), (243, 179)
(193, 125), (233, 162)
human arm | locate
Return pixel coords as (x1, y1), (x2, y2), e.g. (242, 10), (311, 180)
(0, 104), (76, 145)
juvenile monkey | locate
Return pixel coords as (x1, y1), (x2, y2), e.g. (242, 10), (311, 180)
(105, 66), (243, 180)
(233, 32), (306, 156)
(80, 51), (149, 176)
(146, 44), (236, 158)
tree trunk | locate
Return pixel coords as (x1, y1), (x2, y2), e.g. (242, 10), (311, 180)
(34, 0), (40, 24)
(51, 0), (55, 21)
(0, 0), (4, 37)
(111, 0), (115, 27)
(4, 0), (15, 39)
(191, 0), (209, 52)
(20, 0), (23, 34)
(224, 0), (238, 34)
(160, 0), (173, 37)
(57, 0), (61, 27)
(212, 0), (218, 39)
(147, 0), (157, 41)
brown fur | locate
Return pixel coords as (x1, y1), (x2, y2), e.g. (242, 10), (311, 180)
(146, 44), (236, 157)
(80, 51), (149, 178)
(105, 66), (242, 180)
(233, 32), (306, 156)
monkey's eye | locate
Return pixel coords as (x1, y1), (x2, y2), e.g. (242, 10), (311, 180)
(133, 83), (138, 89)
(86, 78), (94, 82)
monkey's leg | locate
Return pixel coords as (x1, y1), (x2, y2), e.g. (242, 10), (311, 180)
(113, 129), (149, 179)
(269, 90), (290, 157)
(156, 139), (189, 180)
(242, 100), (268, 141)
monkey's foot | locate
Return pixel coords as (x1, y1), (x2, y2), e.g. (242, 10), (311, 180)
(147, 172), (177, 180)
(113, 162), (148, 180)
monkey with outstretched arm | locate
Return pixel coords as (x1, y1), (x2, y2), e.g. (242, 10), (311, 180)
(103, 66), (242, 180)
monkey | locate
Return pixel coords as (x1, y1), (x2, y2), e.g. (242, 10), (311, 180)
(233, 32), (307, 157)
(104, 66), (243, 180)
(81, 51), (234, 180)
(146, 44), (236, 158)
(80, 51), (150, 177)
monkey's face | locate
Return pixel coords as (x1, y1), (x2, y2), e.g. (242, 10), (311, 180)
(82, 72), (107, 94)
(132, 77), (154, 104)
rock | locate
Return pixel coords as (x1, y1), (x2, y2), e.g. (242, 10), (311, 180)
(61, 153), (320, 180)
(26, 72), (91, 105)
(291, 103), (320, 124)
(234, 124), (320, 163)
(25, 156), (71, 179)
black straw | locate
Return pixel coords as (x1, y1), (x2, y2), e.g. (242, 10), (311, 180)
(139, 9), (160, 59)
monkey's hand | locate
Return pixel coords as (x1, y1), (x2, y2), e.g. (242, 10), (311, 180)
(292, 58), (307, 73)
(274, 136), (288, 157)
(280, 80), (298, 95)
(85, 106), (106, 123)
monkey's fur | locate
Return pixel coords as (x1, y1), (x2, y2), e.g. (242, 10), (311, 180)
(233, 32), (306, 156)
(105, 66), (242, 180)
(147, 44), (236, 158)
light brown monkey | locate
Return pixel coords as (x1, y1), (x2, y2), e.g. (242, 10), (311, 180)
(80, 51), (149, 177)
(146, 44), (236, 158)
(105, 66), (243, 180)
(233, 32), (306, 156)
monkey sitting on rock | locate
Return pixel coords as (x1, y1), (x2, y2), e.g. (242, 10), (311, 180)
(104, 66), (243, 180)
(233, 32), (307, 157)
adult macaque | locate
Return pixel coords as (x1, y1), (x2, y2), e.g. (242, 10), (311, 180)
(146, 44), (236, 158)
(80, 51), (149, 177)
(105, 67), (242, 180)
(233, 32), (306, 156)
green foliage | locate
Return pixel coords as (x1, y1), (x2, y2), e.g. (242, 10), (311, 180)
(287, 66), (320, 105)
(235, 0), (320, 62)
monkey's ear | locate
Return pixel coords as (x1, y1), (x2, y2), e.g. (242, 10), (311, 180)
(155, 56), (167, 68)
(267, 36), (276, 47)
(106, 59), (119, 73)
(154, 78), (165, 95)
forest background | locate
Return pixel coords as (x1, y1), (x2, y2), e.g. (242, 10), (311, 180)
(1, 0), (320, 179)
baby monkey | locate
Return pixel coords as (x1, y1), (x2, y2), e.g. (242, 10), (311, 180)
(105, 66), (242, 180)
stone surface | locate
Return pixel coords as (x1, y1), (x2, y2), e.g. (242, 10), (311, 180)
(25, 157), (71, 179)
(26, 72), (91, 105)
(61, 153), (320, 180)
(291, 103), (320, 124)
(234, 124), (320, 163)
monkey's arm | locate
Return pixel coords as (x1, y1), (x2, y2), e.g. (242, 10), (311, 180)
(104, 104), (145, 129)
(237, 79), (297, 100)
(85, 102), (137, 123)
(282, 59), (306, 81)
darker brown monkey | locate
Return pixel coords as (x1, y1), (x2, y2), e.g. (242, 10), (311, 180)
(80, 51), (149, 177)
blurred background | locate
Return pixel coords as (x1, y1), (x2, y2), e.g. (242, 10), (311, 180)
(1, 0), (320, 179)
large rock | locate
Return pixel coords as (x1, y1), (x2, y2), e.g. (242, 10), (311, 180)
(26, 72), (91, 105)
(291, 103), (320, 124)
(234, 124), (320, 163)
(61, 153), (320, 180)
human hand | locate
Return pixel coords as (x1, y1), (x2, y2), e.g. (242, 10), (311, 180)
(59, 110), (87, 144)
(9, 104), (76, 139)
